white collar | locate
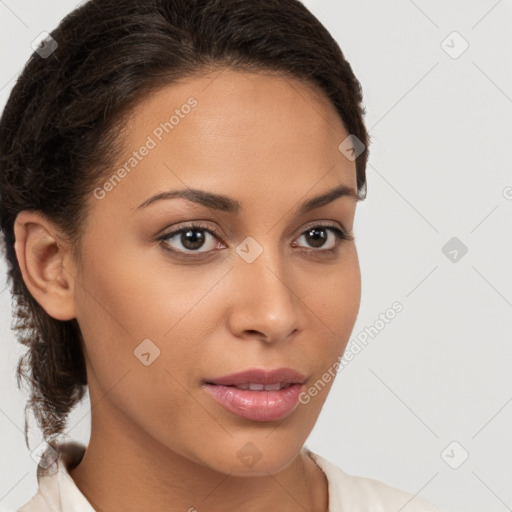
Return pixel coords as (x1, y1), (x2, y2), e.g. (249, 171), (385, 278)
(23, 441), (440, 512)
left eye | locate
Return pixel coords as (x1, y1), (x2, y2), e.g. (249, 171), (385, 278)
(293, 226), (346, 251)
(158, 223), (350, 257)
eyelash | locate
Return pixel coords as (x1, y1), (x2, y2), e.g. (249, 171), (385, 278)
(157, 221), (353, 261)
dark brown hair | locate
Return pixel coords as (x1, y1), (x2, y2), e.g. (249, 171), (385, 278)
(0, 0), (369, 445)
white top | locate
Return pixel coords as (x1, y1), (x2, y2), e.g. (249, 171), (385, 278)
(17, 442), (442, 512)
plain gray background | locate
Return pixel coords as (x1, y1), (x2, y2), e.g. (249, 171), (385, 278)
(1, 1), (511, 511)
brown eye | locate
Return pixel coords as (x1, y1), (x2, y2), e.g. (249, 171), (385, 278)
(158, 222), (352, 261)
(159, 224), (221, 255)
(293, 225), (350, 251)
(303, 227), (331, 249)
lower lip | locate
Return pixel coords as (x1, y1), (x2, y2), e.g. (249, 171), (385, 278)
(203, 383), (304, 422)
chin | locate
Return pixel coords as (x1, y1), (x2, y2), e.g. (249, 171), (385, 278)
(202, 438), (303, 477)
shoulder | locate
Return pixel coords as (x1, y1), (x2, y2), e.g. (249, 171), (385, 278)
(17, 493), (49, 512)
(16, 441), (87, 512)
(306, 449), (443, 512)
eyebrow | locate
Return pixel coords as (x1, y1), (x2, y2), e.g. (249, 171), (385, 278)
(136, 183), (359, 215)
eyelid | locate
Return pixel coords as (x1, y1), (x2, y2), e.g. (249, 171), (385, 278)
(158, 219), (350, 241)
(299, 220), (353, 240)
(157, 221), (222, 244)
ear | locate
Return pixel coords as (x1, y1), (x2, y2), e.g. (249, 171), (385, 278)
(13, 210), (77, 321)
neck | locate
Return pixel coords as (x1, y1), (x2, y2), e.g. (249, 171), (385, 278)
(68, 397), (328, 512)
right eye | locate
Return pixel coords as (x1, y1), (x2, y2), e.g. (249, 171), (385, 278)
(157, 223), (224, 258)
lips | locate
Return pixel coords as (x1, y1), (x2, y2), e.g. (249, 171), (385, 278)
(205, 367), (307, 388)
(203, 368), (308, 421)
(228, 382), (289, 391)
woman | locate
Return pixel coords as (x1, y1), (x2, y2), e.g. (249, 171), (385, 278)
(0, 0), (442, 510)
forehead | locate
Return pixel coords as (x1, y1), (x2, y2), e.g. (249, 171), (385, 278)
(130, 67), (341, 126)
(90, 68), (356, 218)
(124, 67), (349, 156)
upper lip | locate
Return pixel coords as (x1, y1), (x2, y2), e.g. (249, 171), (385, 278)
(206, 368), (307, 386)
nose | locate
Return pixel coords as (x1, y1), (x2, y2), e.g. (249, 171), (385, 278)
(226, 244), (301, 344)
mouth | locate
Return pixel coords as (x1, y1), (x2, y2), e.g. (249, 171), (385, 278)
(211, 382), (295, 391)
(202, 367), (307, 422)
(204, 367), (307, 388)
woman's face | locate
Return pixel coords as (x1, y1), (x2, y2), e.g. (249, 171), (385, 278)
(71, 68), (361, 475)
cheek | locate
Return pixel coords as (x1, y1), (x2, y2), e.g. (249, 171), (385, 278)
(335, 245), (361, 322)
(72, 241), (219, 399)
(73, 249), (210, 443)
(310, 244), (361, 335)
(302, 246), (361, 381)
(75, 240), (202, 342)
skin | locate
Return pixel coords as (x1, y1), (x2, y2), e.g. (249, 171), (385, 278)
(14, 67), (361, 512)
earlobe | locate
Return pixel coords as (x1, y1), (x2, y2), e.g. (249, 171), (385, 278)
(13, 210), (77, 321)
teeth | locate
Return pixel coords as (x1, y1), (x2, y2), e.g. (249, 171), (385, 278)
(232, 382), (287, 391)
